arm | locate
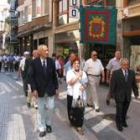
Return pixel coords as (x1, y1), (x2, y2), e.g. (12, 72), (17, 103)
(52, 59), (59, 90)
(132, 71), (139, 98)
(106, 70), (110, 83)
(28, 61), (37, 92)
(67, 71), (83, 85)
(101, 70), (105, 82)
(110, 71), (116, 97)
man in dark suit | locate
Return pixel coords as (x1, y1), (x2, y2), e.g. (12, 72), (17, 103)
(29, 45), (58, 137)
(110, 58), (139, 131)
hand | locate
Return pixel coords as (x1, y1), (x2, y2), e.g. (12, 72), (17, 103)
(79, 84), (85, 92)
(106, 79), (110, 84)
(78, 71), (83, 77)
(135, 95), (139, 99)
(55, 90), (59, 98)
(102, 77), (105, 83)
(33, 90), (38, 98)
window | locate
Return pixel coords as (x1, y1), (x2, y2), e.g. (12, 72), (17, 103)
(19, 11), (24, 25)
(106, 0), (116, 6)
(36, 0), (41, 17)
(27, 5), (32, 22)
(58, 0), (68, 25)
(128, 0), (140, 5)
(58, 0), (67, 15)
(87, 0), (98, 4)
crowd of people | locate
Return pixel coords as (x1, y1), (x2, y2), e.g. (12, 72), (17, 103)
(0, 53), (21, 72)
(0, 45), (139, 137)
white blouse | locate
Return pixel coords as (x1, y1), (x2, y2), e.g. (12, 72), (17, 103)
(66, 69), (88, 98)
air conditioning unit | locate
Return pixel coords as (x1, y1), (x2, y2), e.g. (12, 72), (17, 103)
(123, 8), (129, 17)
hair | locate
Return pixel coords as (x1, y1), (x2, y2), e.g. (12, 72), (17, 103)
(71, 57), (80, 66)
(52, 53), (56, 57)
(120, 58), (129, 64)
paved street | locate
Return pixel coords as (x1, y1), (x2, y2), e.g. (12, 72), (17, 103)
(0, 71), (140, 140)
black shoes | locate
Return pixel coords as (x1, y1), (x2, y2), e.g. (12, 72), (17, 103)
(39, 131), (46, 137)
(116, 124), (123, 131)
(39, 125), (52, 137)
(95, 109), (100, 112)
(46, 125), (52, 133)
(27, 102), (31, 108)
(122, 122), (128, 127)
(87, 103), (94, 108)
(106, 99), (110, 105)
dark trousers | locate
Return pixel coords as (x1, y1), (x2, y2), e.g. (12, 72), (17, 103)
(116, 98), (130, 125)
(0, 62), (2, 72)
(21, 71), (28, 96)
(67, 95), (84, 127)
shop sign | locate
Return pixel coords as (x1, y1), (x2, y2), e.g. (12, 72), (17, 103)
(64, 48), (69, 54)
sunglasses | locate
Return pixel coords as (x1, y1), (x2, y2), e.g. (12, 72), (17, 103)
(93, 54), (97, 56)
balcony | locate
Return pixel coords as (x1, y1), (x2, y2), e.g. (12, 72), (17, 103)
(123, 3), (140, 18)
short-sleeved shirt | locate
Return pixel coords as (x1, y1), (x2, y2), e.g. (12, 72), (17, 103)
(106, 57), (121, 74)
(19, 57), (26, 71)
(83, 58), (104, 75)
(66, 69), (88, 96)
(63, 61), (72, 75)
(55, 60), (61, 70)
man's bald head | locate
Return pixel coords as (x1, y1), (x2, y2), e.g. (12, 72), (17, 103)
(38, 45), (49, 59)
(121, 58), (129, 70)
(32, 50), (39, 59)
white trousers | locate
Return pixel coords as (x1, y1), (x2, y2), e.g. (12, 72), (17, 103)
(87, 76), (100, 109)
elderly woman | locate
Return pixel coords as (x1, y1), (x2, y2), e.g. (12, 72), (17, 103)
(66, 58), (88, 135)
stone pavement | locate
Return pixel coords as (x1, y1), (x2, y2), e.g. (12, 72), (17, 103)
(0, 72), (97, 140)
(1, 71), (140, 140)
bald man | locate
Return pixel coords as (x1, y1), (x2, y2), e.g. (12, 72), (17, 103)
(110, 58), (139, 131)
(83, 51), (105, 112)
(29, 45), (58, 137)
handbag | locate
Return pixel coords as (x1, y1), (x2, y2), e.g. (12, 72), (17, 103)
(72, 95), (84, 108)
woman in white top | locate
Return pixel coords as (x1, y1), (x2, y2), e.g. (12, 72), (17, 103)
(66, 58), (88, 135)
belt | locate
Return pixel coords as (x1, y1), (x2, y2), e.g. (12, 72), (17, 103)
(88, 74), (100, 77)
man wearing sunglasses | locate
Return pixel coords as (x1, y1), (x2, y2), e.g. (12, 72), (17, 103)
(83, 51), (105, 112)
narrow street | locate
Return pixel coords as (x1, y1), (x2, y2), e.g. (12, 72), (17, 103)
(0, 71), (140, 140)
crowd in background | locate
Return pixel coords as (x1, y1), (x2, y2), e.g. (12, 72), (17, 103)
(0, 53), (21, 72)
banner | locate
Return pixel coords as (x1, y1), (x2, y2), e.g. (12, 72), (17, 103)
(80, 5), (117, 45)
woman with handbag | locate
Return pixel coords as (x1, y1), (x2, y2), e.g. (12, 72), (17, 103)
(66, 57), (88, 135)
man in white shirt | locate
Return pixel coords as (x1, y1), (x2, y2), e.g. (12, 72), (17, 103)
(0, 54), (3, 72)
(19, 51), (30, 96)
(83, 51), (105, 112)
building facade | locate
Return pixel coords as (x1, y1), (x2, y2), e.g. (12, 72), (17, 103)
(17, 0), (53, 55)
(122, 0), (140, 71)
(17, 0), (122, 62)
(0, 1), (10, 54)
(53, 0), (122, 67)
(9, 0), (19, 54)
